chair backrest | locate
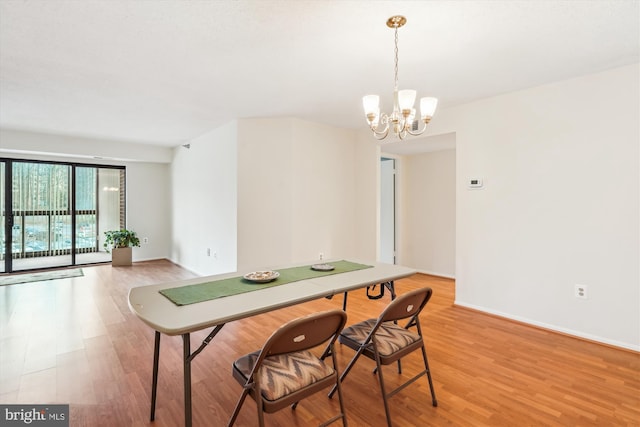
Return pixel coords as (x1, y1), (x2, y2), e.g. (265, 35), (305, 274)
(262, 309), (347, 357)
(378, 287), (433, 324)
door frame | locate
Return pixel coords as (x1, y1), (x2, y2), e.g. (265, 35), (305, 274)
(380, 157), (396, 264)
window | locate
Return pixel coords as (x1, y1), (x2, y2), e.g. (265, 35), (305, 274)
(1, 159), (126, 272)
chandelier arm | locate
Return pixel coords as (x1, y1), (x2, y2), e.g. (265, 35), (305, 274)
(405, 122), (428, 137)
(373, 129), (390, 140)
(370, 122), (390, 138)
(369, 114), (390, 136)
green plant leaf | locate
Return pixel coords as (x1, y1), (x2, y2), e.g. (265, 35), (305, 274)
(103, 229), (140, 253)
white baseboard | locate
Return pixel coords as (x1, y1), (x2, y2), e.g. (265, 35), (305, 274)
(166, 258), (204, 276)
(415, 269), (455, 279)
(455, 301), (640, 352)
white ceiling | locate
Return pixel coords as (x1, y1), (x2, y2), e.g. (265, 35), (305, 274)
(0, 0), (638, 148)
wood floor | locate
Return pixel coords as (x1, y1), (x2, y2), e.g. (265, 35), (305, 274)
(1, 260), (638, 426)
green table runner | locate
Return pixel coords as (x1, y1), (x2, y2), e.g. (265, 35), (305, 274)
(159, 260), (372, 306)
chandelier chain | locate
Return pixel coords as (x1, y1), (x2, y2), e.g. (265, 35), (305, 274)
(394, 26), (399, 91)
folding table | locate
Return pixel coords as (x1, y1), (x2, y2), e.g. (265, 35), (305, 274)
(128, 260), (416, 427)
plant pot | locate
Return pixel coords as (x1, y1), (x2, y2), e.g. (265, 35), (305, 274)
(112, 247), (132, 266)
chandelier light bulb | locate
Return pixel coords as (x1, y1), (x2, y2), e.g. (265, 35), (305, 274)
(372, 108), (380, 127)
(397, 89), (416, 113)
(362, 95), (380, 117)
(420, 97), (438, 120)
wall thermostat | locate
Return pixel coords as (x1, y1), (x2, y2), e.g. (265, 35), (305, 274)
(468, 178), (483, 189)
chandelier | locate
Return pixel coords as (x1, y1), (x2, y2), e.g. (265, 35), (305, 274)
(363, 16), (438, 141)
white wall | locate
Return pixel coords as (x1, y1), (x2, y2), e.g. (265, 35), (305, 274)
(290, 119), (359, 262)
(400, 149), (456, 277)
(170, 117), (374, 274)
(429, 64), (639, 350)
(354, 130), (380, 262)
(236, 118), (293, 270)
(170, 122), (238, 276)
(126, 162), (172, 262)
(236, 118), (369, 271)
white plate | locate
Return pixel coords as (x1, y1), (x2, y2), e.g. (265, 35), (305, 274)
(243, 271), (280, 283)
(311, 263), (335, 271)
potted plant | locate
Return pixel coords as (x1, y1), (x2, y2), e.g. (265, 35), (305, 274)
(104, 229), (140, 266)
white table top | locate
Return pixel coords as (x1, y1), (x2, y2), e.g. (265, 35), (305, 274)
(128, 260), (416, 335)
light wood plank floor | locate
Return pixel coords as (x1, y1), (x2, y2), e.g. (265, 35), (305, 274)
(1, 260), (638, 426)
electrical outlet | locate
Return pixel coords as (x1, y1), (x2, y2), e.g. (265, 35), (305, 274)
(143, 237), (149, 244)
(206, 248), (211, 257)
(574, 284), (588, 299)
(319, 252), (324, 261)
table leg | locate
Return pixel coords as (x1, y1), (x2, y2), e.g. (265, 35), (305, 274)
(183, 333), (192, 427)
(387, 280), (397, 300)
(150, 331), (160, 421)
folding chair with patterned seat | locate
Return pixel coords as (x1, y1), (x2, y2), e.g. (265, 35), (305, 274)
(329, 287), (437, 427)
(228, 309), (349, 427)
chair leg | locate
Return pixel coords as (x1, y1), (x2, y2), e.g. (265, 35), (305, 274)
(227, 388), (250, 427)
(421, 346), (438, 406)
(373, 348), (393, 427)
(331, 349), (349, 427)
(374, 359), (401, 375)
(328, 346), (365, 398)
(257, 401), (265, 427)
